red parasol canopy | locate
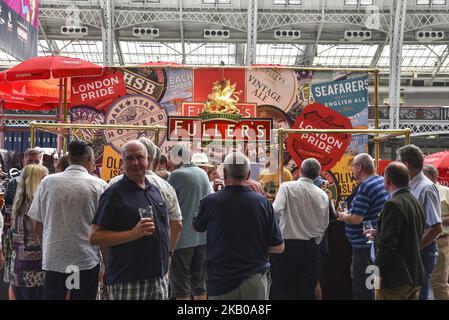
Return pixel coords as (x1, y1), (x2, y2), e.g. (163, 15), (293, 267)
(424, 150), (449, 186)
(4, 56), (103, 81)
(0, 71), (68, 110)
(0, 92), (60, 110)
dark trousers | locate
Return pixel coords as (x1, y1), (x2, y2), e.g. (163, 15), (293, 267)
(12, 286), (43, 300)
(270, 239), (320, 300)
(44, 264), (99, 300)
(419, 242), (438, 300)
(351, 247), (374, 300)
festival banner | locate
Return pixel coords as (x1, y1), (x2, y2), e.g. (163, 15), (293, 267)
(71, 68), (127, 112)
(0, 0), (38, 60)
(287, 102), (353, 171)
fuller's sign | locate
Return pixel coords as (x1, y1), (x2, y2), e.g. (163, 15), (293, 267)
(167, 116), (272, 142)
(182, 102), (257, 118)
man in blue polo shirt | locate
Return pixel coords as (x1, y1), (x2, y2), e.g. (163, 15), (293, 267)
(337, 153), (388, 300)
(90, 140), (177, 300)
(193, 152), (284, 300)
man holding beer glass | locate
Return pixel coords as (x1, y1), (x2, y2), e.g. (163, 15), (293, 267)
(91, 140), (171, 300)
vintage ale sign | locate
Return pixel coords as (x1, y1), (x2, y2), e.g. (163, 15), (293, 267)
(181, 102), (257, 118)
(167, 116), (272, 143)
(287, 102), (352, 171)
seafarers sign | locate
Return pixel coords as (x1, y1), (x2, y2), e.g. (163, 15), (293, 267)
(311, 75), (368, 117)
(167, 116), (272, 142)
(287, 102), (353, 171)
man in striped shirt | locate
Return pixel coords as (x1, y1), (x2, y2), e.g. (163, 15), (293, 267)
(337, 153), (388, 300)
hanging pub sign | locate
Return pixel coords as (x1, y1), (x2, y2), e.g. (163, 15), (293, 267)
(287, 102), (353, 171)
(167, 79), (272, 143)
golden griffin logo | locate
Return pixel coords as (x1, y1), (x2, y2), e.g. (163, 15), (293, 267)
(204, 79), (242, 114)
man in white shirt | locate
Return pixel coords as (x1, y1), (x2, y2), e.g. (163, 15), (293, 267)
(423, 164), (449, 300)
(29, 140), (108, 300)
(271, 157), (329, 299)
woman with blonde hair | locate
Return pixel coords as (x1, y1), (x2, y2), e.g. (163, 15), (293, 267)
(9, 164), (48, 300)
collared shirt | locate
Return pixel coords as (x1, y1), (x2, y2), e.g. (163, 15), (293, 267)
(28, 165), (107, 273)
(93, 175), (170, 285)
(273, 177), (329, 244)
(193, 185), (283, 296)
(109, 171), (182, 221)
(437, 184), (449, 235)
(409, 171), (442, 229)
(259, 167), (293, 200)
(390, 187), (409, 198)
(168, 163), (211, 250)
(345, 175), (388, 249)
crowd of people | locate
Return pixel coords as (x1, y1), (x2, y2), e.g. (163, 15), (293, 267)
(0, 140), (447, 300)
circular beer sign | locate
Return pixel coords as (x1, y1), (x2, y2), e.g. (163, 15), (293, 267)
(246, 69), (298, 112)
(103, 94), (167, 153)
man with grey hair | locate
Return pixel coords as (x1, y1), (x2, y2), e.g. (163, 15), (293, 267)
(422, 164), (449, 300)
(91, 140), (173, 300)
(397, 145), (442, 300)
(108, 137), (183, 267)
(29, 140), (107, 299)
(270, 158), (329, 299)
(193, 152), (284, 300)
(337, 152), (388, 300)
(168, 143), (211, 300)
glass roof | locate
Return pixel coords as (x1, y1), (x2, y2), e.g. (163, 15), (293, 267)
(1, 40), (449, 74)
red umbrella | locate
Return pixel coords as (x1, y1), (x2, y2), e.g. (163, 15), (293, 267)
(5, 56), (103, 81)
(1, 93), (60, 110)
(424, 151), (449, 186)
(0, 72), (68, 110)
(3, 56), (103, 152)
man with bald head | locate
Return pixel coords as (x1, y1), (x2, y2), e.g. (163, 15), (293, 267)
(91, 140), (171, 300)
(373, 162), (425, 300)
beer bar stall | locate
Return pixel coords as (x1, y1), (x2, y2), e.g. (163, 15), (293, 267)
(25, 64), (412, 298)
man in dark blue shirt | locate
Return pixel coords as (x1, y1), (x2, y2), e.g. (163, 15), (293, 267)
(90, 140), (174, 300)
(193, 152), (284, 300)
